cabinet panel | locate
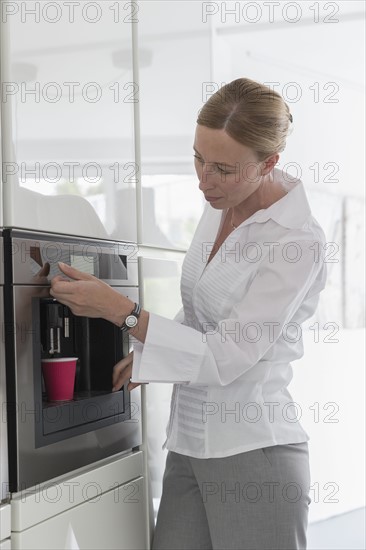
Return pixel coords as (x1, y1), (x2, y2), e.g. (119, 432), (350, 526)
(11, 451), (144, 532)
(11, 477), (147, 550)
(0, 505), (11, 542)
(2, 1), (136, 241)
(139, 254), (184, 319)
(138, 1), (211, 160)
(138, 1), (209, 248)
(139, 254), (184, 503)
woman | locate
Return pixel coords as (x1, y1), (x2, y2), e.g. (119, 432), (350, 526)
(51, 78), (328, 550)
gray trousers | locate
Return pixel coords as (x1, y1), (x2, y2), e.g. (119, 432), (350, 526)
(152, 442), (311, 550)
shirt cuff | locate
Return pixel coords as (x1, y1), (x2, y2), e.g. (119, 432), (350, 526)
(130, 312), (206, 383)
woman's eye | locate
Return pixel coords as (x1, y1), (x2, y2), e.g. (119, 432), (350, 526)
(217, 166), (234, 174)
(194, 155), (234, 175)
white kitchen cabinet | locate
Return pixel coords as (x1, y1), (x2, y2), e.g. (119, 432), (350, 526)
(138, 1), (211, 167)
(0, 83), (3, 228)
(138, 252), (184, 319)
(137, 1), (209, 249)
(11, 451), (149, 550)
(138, 253), (184, 505)
(1, 1), (137, 241)
(0, 504), (11, 549)
(11, 477), (146, 550)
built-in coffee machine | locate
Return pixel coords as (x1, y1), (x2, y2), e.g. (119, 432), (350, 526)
(3, 229), (142, 492)
(0, 233), (10, 502)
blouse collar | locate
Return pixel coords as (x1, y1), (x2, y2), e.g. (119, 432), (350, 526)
(224, 168), (312, 231)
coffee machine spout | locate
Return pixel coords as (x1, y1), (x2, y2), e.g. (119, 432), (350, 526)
(49, 327), (61, 354)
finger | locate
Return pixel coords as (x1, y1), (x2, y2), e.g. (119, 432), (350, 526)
(49, 281), (76, 297)
(51, 275), (71, 285)
(58, 262), (94, 281)
(48, 291), (73, 310)
(113, 352), (133, 372)
(112, 364), (132, 391)
(112, 355), (133, 390)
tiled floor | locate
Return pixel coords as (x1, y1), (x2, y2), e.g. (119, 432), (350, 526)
(153, 500), (365, 549)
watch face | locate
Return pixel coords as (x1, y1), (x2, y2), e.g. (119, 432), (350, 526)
(125, 314), (138, 328)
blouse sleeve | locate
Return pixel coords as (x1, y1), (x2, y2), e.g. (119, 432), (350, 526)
(131, 239), (327, 386)
(172, 306), (185, 324)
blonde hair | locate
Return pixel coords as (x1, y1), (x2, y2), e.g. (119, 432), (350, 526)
(197, 78), (293, 162)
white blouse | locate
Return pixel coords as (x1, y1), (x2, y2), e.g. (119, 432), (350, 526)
(131, 170), (328, 458)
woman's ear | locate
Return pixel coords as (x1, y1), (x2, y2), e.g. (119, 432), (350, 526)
(261, 153), (279, 175)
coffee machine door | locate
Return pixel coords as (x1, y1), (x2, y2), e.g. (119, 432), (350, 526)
(9, 285), (141, 492)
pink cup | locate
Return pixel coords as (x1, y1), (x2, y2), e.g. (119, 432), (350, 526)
(41, 357), (78, 402)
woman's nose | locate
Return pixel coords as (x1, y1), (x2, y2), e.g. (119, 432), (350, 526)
(198, 163), (218, 191)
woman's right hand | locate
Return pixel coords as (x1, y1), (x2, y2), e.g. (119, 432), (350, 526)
(112, 351), (143, 392)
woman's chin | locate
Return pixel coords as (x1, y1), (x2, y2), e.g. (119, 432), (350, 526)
(206, 198), (225, 208)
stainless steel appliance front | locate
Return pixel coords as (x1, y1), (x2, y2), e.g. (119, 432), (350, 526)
(0, 235), (9, 501)
(3, 230), (142, 492)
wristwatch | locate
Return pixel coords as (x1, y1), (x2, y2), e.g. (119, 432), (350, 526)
(120, 302), (141, 332)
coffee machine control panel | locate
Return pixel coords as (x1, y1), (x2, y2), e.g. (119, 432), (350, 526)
(7, 230), (138, 286)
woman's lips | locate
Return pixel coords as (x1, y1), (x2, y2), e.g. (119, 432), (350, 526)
(205, 196), (221, 202)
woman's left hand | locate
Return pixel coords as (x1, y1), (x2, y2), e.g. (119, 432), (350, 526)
(50, 262), (131, 323)
(112, 351), (144, 392)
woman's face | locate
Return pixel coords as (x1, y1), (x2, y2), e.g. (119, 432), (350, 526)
(193, 124), (271, 210)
